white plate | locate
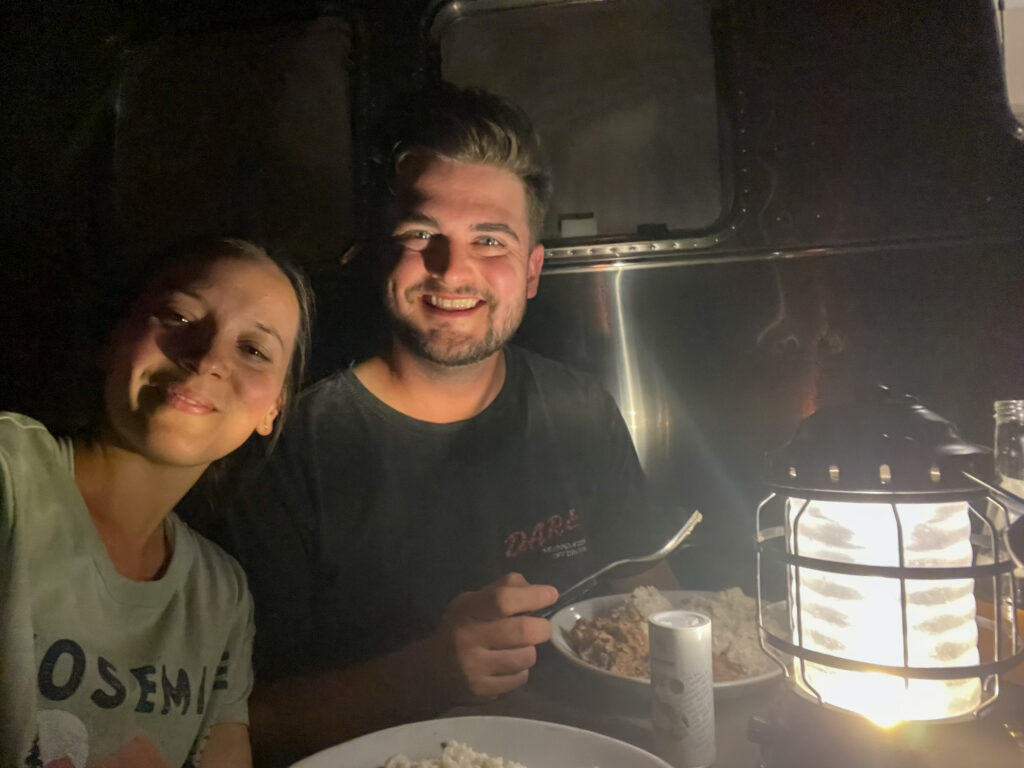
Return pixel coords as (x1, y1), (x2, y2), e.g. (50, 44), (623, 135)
(289, 715), (672, 768)
(549, 590), (784, 701)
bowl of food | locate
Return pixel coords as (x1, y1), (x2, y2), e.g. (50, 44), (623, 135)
(288, 716), (672, 768)
(549, 587), (786, 702)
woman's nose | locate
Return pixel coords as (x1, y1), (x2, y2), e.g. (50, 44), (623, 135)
(167, 321), (228, 377)
(192, 344), (228, 377)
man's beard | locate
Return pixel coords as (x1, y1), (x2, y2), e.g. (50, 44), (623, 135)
(385, 283), (525, 367)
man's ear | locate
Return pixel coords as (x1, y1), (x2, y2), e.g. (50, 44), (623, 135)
(526, 244), (545, 299)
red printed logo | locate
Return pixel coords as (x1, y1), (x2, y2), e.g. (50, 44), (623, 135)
(504, 509), (580, 558)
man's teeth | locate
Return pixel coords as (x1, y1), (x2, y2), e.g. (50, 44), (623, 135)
(426, 295), (479, 310)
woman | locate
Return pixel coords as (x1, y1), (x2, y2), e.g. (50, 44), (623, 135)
(0, 238), (313, 768)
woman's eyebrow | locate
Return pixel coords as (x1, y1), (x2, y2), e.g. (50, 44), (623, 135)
(254, 322), (285, 348)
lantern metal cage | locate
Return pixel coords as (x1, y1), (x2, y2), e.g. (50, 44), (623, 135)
(754, 388), (1024, 725)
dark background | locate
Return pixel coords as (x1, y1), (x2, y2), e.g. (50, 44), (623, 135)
(2, 1), (1022, 590)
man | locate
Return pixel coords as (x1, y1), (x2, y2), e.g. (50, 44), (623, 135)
(192, 84), (676, 762)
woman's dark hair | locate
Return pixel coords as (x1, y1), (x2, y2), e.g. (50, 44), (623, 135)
(69, 236), (314, 450)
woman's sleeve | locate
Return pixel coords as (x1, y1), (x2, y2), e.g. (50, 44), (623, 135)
(0, 424), (41, 766)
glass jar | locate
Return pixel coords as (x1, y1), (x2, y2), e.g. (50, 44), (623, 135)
(994, 400), (1024, 601)
(995, 400), (1024, 497)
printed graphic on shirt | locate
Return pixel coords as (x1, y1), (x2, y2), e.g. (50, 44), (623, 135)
(504, 508), (587, 560)
(36, 638), (230, 715)
(27, 640), (235, 767)
(33, 714), (175, 768)
(36, 710), (87, 768)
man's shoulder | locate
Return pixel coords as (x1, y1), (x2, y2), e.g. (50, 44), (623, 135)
(281, 368), (367, 432)
(508, 345), (612, 404)
(295, 368), (359, 408)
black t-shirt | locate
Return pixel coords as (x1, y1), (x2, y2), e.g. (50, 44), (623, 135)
(190, 346), (661, 680)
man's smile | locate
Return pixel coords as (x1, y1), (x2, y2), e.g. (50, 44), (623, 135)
(422, 294), (486, 313)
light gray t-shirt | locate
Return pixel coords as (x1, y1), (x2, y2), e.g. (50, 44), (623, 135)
(0, 413), (254, 768)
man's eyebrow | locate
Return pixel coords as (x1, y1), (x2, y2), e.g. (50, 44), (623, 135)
(472, 222), (520, 243)
(395, 212), (440, 229)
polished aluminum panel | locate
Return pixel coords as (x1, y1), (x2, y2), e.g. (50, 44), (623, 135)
(517, 240), (1024, 590)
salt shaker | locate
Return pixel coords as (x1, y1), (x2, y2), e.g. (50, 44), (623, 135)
(649, 610), (716, 768)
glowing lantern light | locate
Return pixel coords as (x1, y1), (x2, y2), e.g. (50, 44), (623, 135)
(756, 388), (1023, 728)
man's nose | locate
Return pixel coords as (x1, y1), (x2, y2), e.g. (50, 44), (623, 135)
(422, 235), (473, 282)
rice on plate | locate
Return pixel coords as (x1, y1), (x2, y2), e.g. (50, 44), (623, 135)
(381, 741), (526, 768)
(568, 586), (776, 682)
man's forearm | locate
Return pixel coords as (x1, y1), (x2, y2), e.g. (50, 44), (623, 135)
(248, 637), (453, 766)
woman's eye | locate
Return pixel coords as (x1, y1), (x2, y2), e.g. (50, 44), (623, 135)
(239, 343), (271, 362)
(153, 309), (191, 327)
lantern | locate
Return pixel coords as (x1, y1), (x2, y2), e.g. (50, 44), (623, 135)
(755, 388), (1023, 733)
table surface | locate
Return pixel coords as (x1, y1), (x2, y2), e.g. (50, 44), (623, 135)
(445, 649), (1024, 767)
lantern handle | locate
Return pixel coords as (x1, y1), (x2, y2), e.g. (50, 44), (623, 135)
(963, 471), (1024, 510)
(964, 471), (1024, 569)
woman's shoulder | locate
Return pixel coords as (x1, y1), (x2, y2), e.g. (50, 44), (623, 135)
(0, 411), (57, 446)
(172, 514), (251, 610)
(0, 412), (66, 471)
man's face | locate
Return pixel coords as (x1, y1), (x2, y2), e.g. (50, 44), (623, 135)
(384, 153), (544, 367)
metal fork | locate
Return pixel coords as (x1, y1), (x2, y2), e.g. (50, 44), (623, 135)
(534, 509), (703, 619)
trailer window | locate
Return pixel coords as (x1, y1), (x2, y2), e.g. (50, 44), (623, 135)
(997, 0), (1024, 126)
(431, 0), (728, 254)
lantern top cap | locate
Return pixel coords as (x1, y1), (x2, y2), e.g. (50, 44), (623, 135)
(765, 385), (987, 496)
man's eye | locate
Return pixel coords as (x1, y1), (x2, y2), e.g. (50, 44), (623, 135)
(395, 230), (434, 251)
(476, 236), (503, 247)
(398, 230), (433, 241)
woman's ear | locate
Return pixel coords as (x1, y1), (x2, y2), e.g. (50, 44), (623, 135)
(256, 394), (284, 436)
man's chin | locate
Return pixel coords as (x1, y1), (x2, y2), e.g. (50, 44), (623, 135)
(392, 324), (505, 367)
(424, 347), (501, 367)
(411, 338), (503, 367)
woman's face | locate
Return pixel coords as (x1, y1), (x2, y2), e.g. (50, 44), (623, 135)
(102, 254), (300, 468)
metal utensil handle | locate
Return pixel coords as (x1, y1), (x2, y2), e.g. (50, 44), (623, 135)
(533, 508), (702, 619)
(536, 577), (600, 620)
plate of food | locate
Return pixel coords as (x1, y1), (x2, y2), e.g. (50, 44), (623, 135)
(549, 587), (785, 700)
(288, 716), (672, 768)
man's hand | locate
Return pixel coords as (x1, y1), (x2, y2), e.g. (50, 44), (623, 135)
(247, 575), (557, 761)
(428, 572), (557, 703)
